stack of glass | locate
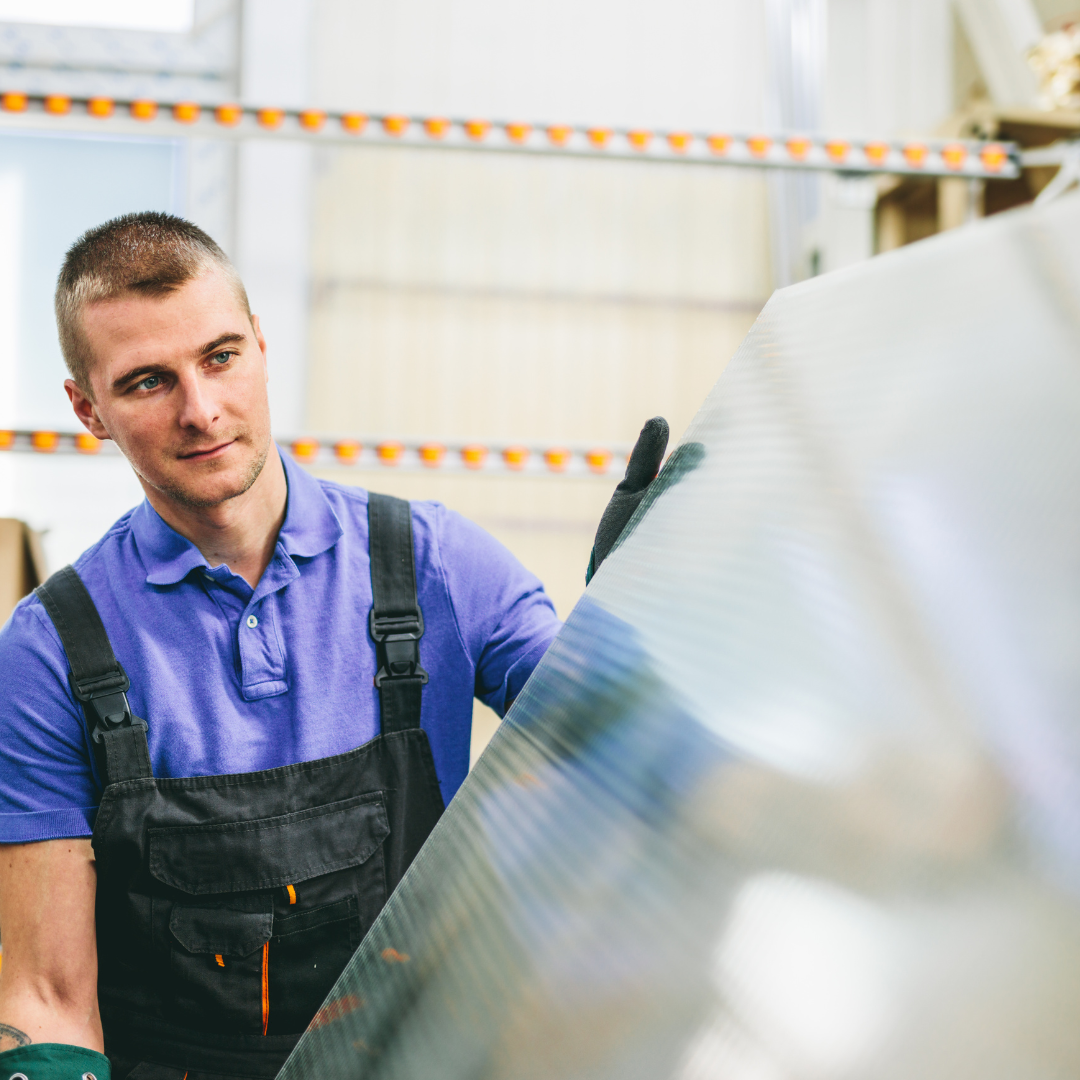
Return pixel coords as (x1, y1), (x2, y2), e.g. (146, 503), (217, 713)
(280, 192), (1080, 1080)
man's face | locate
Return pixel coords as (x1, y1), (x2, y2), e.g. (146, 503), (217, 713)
(68, 266), (271, 511)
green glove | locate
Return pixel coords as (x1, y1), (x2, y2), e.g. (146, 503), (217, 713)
(0, 1044), (110, 1080)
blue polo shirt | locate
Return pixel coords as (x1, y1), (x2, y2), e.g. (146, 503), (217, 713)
(0, 451), (561, 843)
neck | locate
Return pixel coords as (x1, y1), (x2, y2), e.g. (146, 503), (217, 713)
(142, 444), (288, 588)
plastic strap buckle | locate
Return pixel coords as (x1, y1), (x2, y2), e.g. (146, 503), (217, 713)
(69, 665), (139, 742)
(369, 609), (430, 687)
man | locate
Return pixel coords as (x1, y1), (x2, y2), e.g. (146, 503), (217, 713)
(0, 213), (666, 1080)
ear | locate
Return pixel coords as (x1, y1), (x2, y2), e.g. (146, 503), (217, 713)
(65, 379), (111, 441)
(250, 314), (268, 381)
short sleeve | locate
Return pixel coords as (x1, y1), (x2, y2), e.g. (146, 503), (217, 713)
(0, 598), (102, 842)
(433, 507), (561, 716)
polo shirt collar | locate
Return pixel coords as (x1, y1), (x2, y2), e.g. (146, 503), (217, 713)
(276, 447), (344, 558)
(134, 444), (344, 586)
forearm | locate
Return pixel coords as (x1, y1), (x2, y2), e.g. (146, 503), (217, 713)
(0, 977), (103, 1053)
(0, 839), (102, 1052)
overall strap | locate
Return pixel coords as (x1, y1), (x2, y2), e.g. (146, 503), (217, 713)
(35, 565), (152, 785)
(368, 493), (428, 734)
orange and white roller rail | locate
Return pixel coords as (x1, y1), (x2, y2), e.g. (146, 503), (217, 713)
(0, 90), (1022, 180)
(0, 430), (631, 477)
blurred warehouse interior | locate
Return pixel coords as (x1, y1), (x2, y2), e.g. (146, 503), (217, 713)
(0, 0), (1078, 755)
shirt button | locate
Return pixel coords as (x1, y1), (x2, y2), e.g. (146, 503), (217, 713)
(246, 615), (259, 629)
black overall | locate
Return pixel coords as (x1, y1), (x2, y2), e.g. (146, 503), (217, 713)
(34, 494), (445, 1080)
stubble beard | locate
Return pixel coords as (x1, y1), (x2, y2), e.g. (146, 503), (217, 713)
(149, 433), (270, 510)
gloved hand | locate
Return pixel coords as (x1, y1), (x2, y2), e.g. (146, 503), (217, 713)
(586, 417), (669, 584)
(0, 1043), (111, 1080)
(586, 417), (707, 584)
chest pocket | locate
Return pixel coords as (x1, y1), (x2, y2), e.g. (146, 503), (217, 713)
(149, 793), (390, 1036)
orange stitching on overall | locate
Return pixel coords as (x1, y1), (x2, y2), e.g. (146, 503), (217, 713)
(261, 941), (270, 1035)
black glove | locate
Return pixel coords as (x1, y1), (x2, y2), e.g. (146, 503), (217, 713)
(586, 417), (669, 584)
(587, 419), (708, 584)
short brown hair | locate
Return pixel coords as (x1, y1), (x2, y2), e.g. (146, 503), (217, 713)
(55, 211), (250, 397)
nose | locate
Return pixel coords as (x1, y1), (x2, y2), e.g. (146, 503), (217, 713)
(175, 370), (220, 433)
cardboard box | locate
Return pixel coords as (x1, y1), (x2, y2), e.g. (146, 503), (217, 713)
(0, 519), (47, 625)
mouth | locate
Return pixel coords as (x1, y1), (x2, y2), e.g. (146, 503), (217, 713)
(177, 439), (236, 462)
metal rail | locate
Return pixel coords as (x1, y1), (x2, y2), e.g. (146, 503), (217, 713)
(0, 90), (1022, 179)
(1023, 140), (1080, 203)
(0, 430), (631, 478)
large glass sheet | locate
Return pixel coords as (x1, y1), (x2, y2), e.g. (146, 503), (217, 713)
(280, 191), (1080, 1080)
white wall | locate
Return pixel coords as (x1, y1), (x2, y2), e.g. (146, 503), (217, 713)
(234, 0), (314, 435)
(310, 0), (768, 131)
(824, 0), (953, 139)
(304, 0), (775, 449)
(812, 0), (954, 275)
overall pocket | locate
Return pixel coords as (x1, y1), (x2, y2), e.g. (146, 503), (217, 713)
(148, 793), (390, 894)
(266, 896), (363, 1035)
(149, 793), (390, 1035)
(164, 902), (274, 1032)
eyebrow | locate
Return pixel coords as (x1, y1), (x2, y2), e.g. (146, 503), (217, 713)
(110, 332), (248, 391)
(197, 332), (247, 357)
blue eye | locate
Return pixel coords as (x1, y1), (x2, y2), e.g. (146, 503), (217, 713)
(211, 351), (232, 365)
(137, 375), (161, 390)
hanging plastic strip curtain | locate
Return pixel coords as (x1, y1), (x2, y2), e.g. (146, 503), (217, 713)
(279, 192), (1080, 1080)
